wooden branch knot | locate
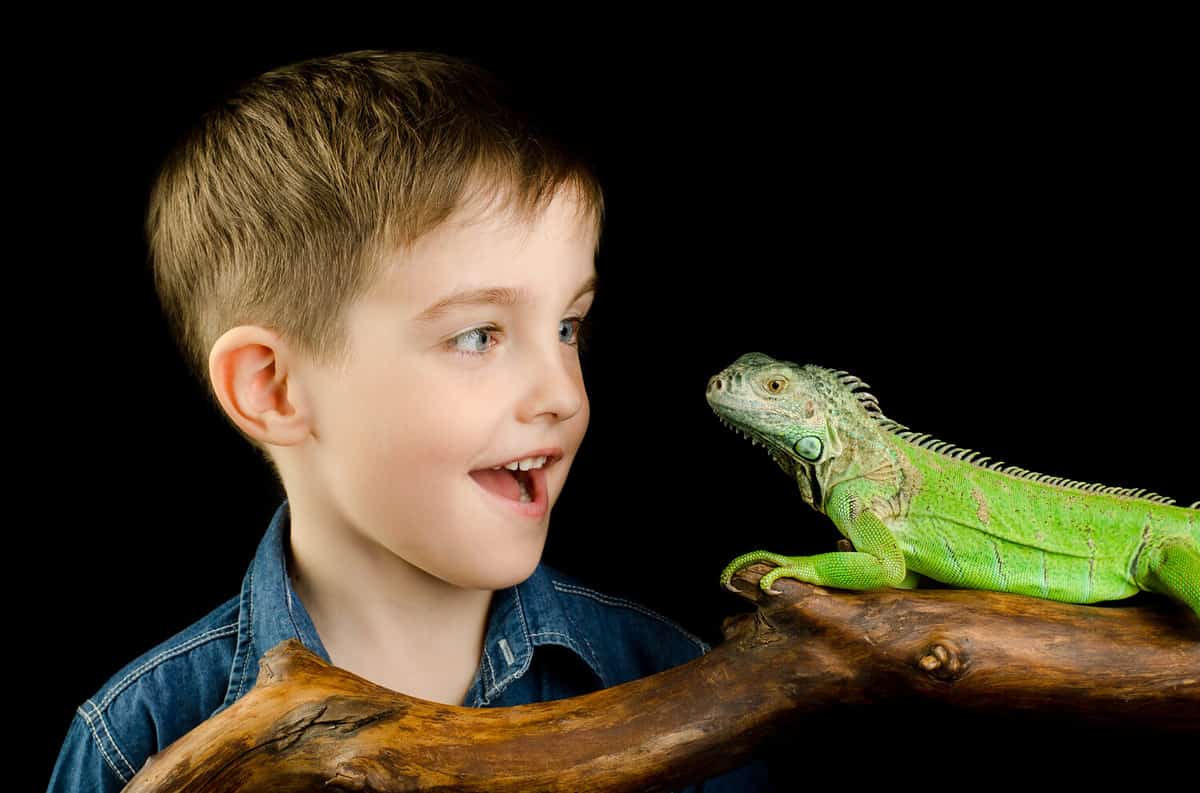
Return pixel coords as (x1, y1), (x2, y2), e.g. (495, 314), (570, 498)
(918, 639), (966, 681)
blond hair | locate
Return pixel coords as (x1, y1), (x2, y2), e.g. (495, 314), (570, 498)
(145, 50), (605, 479)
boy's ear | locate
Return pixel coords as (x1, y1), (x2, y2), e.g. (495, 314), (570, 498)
(208, 326), (312, 447)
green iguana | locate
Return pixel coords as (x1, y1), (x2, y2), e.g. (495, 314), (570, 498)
(708, 352), (1200, 618)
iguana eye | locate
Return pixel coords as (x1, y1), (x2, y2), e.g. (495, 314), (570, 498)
(794, 436), (822, 461)
(766, 378), (786, 394)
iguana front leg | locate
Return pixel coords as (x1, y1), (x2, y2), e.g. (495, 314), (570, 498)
(719, 485), (909, 595)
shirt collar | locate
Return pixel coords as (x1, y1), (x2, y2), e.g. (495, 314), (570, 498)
(223, 498), (605, 710)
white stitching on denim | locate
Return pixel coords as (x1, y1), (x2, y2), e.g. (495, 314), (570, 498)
(487, 589), (534, 698)
(513, 586), (531, 648)
(550, 581), (710, 652)
(77, 701), (135, 783)
(95, 623), (239, 713)
(556, 602), (604, 683)
(512, 588), (535, 676)
(528, 629), (606, 685)
(481, 641), (497, 698)
(283, 557), (306, 640)
(88, 699), (136, 778)
(528, 629), (587, 657)
(234, 566), (256, 701)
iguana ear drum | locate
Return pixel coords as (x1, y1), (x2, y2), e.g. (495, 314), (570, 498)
(795, 436), (822, 461)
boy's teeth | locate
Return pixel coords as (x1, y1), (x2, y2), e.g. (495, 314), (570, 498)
(490, 455), (547, 471)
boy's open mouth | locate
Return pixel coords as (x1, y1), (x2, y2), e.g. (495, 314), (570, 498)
(469, 465), (542, 503)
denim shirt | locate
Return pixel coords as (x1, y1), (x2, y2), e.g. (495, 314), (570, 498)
(47, 499), (773, 792)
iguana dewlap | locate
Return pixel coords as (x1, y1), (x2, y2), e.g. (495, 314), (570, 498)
(708, 353), (1200, 619)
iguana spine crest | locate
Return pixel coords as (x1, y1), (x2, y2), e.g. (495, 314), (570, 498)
(829, 368), (1198, 509)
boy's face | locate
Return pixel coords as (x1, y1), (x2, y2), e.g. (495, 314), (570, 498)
(286, 186), (597, 591)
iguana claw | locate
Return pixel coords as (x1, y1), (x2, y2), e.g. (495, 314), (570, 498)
(719, 550), (798, 594)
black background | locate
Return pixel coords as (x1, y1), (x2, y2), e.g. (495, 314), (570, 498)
(28, 20), (1195, 789)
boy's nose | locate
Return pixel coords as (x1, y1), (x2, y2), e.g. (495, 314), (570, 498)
(524, 348), (585, 421)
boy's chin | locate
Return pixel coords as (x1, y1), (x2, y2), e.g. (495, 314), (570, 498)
(442, 547), (544, 591)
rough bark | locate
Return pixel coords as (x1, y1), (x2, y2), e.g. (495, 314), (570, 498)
(123, 564), (1200, 792)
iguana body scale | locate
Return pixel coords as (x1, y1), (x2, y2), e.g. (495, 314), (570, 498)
(708, 353), (1200, 618)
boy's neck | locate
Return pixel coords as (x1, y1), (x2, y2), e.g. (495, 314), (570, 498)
(285, 513), (494, 706)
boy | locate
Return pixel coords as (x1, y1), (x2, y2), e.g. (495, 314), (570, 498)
(47, 49), (773, 791)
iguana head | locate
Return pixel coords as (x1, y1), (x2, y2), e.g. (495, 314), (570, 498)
(706, 352), (881, 513)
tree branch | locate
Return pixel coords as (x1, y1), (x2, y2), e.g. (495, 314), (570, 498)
(124, 565), (1200, 792)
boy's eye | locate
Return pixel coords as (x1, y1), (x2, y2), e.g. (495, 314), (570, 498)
(451, 325), (498, 355)
(448, 317), (592, 358)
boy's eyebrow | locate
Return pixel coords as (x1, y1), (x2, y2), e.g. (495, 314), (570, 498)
(412, 274), (598, 324)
